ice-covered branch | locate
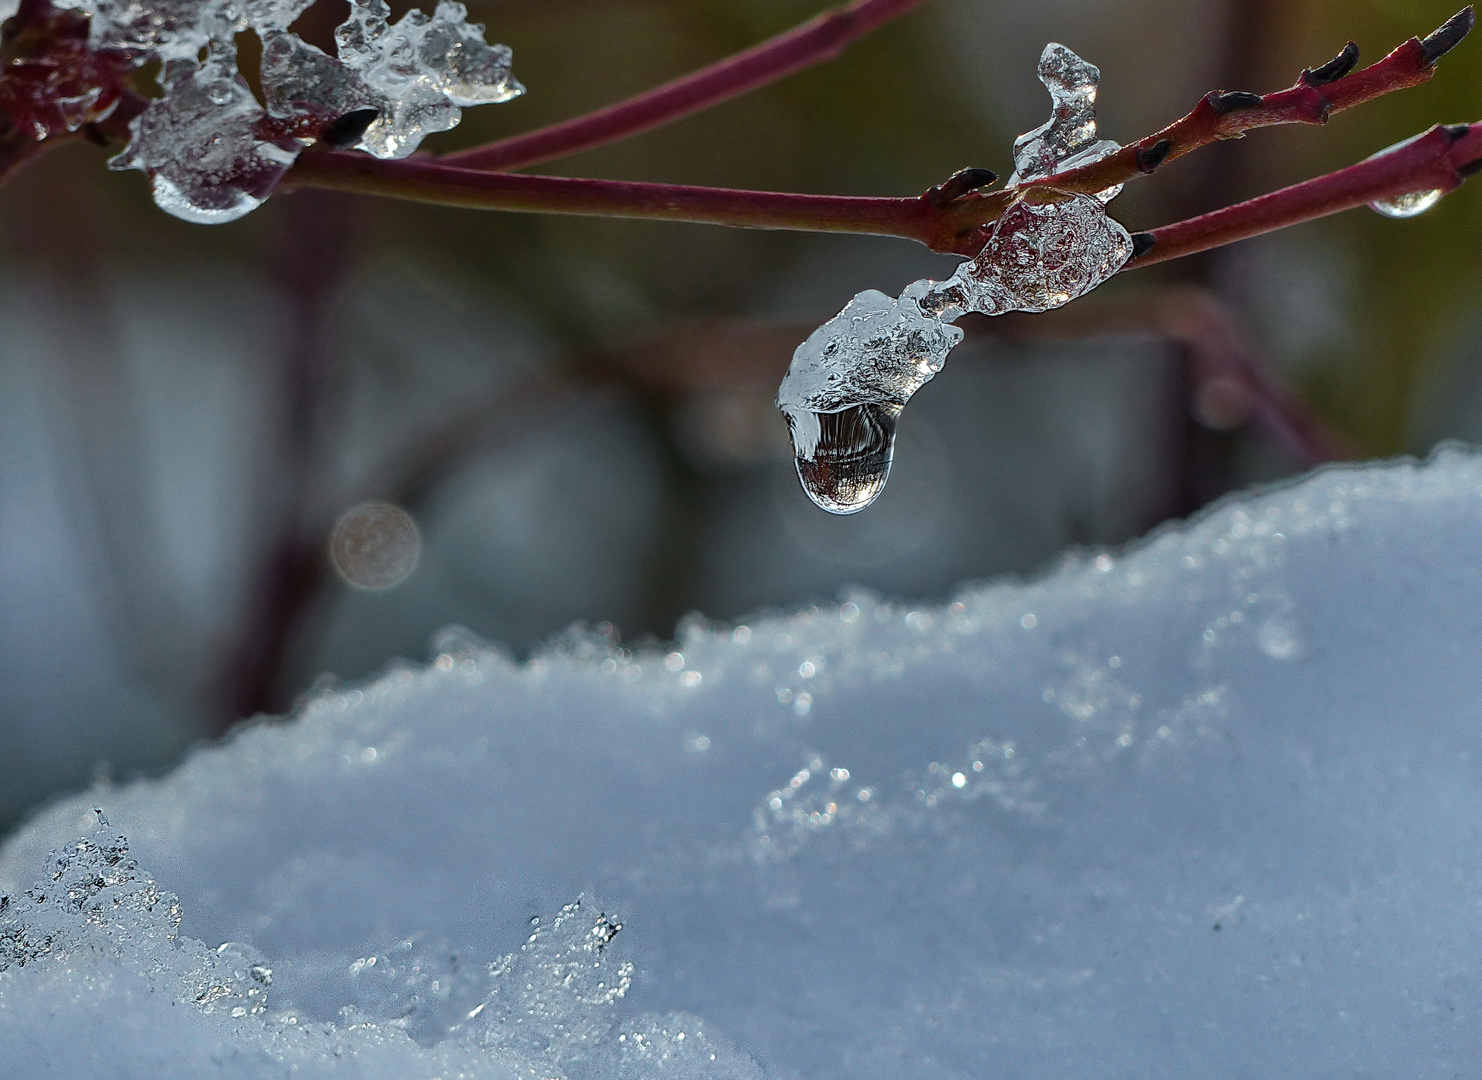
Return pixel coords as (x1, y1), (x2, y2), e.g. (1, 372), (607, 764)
(1020, 7), (1475, 204)
(439, 0), (935, 172)
(1126, 121), (1482, 269)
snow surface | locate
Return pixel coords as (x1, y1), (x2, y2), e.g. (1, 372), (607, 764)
(7, 448), (1482, 1077)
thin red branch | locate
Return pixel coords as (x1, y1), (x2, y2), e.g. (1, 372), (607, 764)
(440, 0), (934, 171)
(283, 149), (945, 240)
(1127, 122), (1482, 268)
(1026, 6), (1474, 201)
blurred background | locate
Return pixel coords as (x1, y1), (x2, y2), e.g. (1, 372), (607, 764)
(3, 0), (1481, 834)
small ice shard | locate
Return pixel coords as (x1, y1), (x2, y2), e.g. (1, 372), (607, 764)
(0, 813), (185, 972)
(260, 29), (388, 133)
(923, 191), (1133, 316)
(109, 43), (297, 223)
(777, 286), (963, 514)
(1007, 43), (1123, 199)
(83, 0), (236, 63)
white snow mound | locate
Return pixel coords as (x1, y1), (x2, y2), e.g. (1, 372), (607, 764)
(6, 448), (1482, 1077)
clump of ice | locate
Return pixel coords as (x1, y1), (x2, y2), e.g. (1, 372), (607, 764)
(779, 43), (1131, 513)
(9, 449), (1482, 1076)
(46, 0), (522, 221)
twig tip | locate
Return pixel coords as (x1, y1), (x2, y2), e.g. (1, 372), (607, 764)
(1130, 232), (1156, 259)
(1420, 6), (1474, 66)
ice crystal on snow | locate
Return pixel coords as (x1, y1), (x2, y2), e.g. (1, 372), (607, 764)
(62, 0), (522, 220)
(779, 43), (1130, 513)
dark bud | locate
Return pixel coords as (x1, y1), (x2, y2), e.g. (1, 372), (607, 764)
(927, 167), (999, 205)
(1135, 139), (1171, 174)
(1420, 6), (1474, 66)
(1130, 232), (1156, 259)
(1303, 41), (1359, 85)
(1458, 156), (1482, 179)
(321, 108), (380, 150)
(1207, 90), (1265, 114)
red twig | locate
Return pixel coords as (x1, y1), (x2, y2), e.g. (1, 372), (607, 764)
(285, 119), (1482, 264)
(440, 0), (934, 171)
(282, 150), (946, 240)
(1127, 122), (1482, 268)
(1026, 7), (1474, 201)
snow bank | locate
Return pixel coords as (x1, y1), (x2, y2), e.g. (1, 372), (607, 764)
(7, 448), (1482, 1077)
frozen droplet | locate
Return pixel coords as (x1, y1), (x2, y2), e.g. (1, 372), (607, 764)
(1007, 43), (1123, 199)
(110, 48), (298, 223)
(776, 287), (961, 514)
(329, 502), (420, 589)
(786, 402), (900, 514)
(1369, 189), (1445, 219)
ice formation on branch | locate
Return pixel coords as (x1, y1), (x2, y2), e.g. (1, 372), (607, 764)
(778, 44), (1132, 514)
(28, 0), (522, 221)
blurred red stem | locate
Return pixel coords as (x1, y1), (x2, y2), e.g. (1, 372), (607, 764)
(1128, 122), (1482, 268)
(441, 0), (935, 171)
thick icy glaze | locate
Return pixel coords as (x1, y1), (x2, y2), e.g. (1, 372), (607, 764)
(71, 0), (522, 220)
(779, 44), (1130, 513)
(776, 286), (962, 513)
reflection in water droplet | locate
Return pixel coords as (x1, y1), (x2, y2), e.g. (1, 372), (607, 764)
(785, 403), (901, 514)
(1368, 188), (1445, 219)
(1363, 131), (1448, 219)
(330, 502), (420, 589)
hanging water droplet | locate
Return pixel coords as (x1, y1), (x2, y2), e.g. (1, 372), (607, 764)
(785, 402), (901, 514)
(1364, 130), (1449, 219)
(1368, 188), (1445, 218)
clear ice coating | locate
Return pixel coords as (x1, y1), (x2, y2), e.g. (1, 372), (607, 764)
(779, 43), (1131, 514)
(65, 0), (523, 220)
(1006, 43), (1123, 199)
